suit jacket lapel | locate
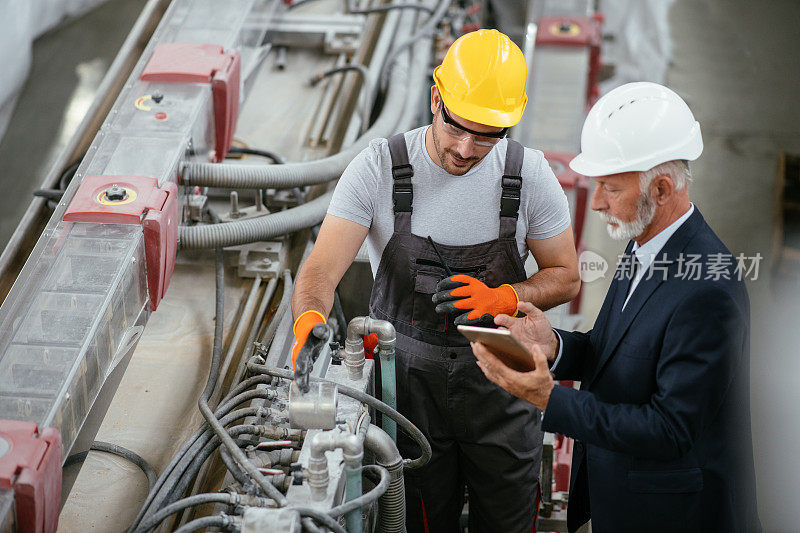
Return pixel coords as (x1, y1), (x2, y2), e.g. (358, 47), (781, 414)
(592, 240), (634, 343)
(585, 208), (707, 388)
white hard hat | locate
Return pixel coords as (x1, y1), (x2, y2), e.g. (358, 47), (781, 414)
(569, 82), (703, 177)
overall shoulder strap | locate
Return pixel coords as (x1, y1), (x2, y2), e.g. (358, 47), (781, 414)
(387, 133), (413, 234)
(499, 139), (524, 239)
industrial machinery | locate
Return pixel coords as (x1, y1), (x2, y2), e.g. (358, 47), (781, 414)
(0, 0), (601, 531)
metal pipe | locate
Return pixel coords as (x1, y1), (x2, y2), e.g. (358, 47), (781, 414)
(307, 429), (363, 502)
(179, 2), (428, 192)
(310, 64), (371, 132)
(344, 455), (363, 533)
(346, 0), (434, 15)
(246, 362), (431, 470)
(178, 190), (334, 248)
(346, 317), (398, 441)
(197, 250), (289, 506)
(136, 492), (272, 533)
(326, 464), (390, 517)
(210, 276), (263, 405)
(395, 22), (434, 133)
(0, 0), (170, 294)
(378, 0), (449, 90)
(365, 425), (406, 532)
(344, 317), (368, 381)
(177, 4), (435, 250)
(226, 275), (281, 391)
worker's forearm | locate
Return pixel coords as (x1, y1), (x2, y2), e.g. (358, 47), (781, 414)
(291, 260), (337, 321)
(511, 266), (580, 311)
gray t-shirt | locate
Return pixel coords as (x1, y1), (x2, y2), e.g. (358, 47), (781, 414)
(328, 126), (571, 276)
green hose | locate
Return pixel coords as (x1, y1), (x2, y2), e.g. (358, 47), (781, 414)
(379, 348), (398, 442)
(344, 463), (363, 533)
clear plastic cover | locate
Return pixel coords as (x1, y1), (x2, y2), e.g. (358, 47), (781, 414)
(0, 0), (262, 459)
(0, 223), (146, 454)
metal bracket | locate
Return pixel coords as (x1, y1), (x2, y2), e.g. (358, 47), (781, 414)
(225, 241), (286, 279)
(257, 13), (366, 54)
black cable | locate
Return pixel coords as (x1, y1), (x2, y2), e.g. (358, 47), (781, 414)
(255, 270), (293, 346)
(161, 423), (298, 515)
(32, 188), (65, 201)
(347, 0), (434, 15)
(291, 187), (307, 204)
(136, 492), (266, 533)
(246, 361), (432, 470)
(292, 507), (346, 533)
(173, 515), (232, 533)
(218, 388), (277, 414)
(224, 146), (291, 209)
(309, 65), (369, 87)
(206, 205), (222, 225)
(129, 375), (276, 528)
(226, 146), (286, 164)
(154, 396), (269, 506)
(220, 446), (252, 488)
(287, 0), (435, 13)
(327, 464), (390, 517)
(301, 518), (324, 533)
(58, 159), (82, 190)
(64, 441), (157, 490)
(33, 157), (83, 204)
(137, 392), (276, 524)
(198, 248), (289, 505)
(224, 373), (274, 402)
(211, 246), (225, 403)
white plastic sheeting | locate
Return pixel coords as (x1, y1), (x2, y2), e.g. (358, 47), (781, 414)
(487, 0), (675, 95)
(0, 0), (110, 140)
(598, 0), (676, 92)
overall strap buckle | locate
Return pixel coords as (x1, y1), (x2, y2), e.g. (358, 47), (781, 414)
(499, 139), (525, 221)
(500, 175), (522, 218)
(391, 163), (414, 180)
(393, 182), (413, 212)
(388, 133), (414, 217)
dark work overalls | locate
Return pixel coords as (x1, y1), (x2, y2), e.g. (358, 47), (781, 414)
(369, 133), (543, 533)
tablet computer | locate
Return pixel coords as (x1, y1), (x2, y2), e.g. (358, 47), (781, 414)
(458, 325), (535, 372)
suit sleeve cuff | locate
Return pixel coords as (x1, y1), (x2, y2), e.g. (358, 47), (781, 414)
(550, 329), (564, 371)
(541, 383), (579, 435)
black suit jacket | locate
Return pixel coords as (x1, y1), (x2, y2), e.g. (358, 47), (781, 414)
(542, 208), (761, 533)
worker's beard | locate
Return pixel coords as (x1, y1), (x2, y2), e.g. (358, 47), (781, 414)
(599, 191), (657, 241)
(431, 120), (481, 176)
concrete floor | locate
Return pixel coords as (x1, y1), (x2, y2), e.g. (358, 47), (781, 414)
(0, 0), (799, 531)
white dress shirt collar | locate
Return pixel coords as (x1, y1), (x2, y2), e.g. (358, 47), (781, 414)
(631, 203), (695, 272)
(623, 204), (694, 309)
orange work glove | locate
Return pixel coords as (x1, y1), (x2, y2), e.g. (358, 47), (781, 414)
(363, 332), (378, 359)
(432, 274), (519, 327)
(292, 310), (326, 368)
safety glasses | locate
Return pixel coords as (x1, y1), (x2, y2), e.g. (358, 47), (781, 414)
(439, 104), (508, 147)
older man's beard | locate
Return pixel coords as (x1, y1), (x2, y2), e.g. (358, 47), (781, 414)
(598, 191), (657, 241)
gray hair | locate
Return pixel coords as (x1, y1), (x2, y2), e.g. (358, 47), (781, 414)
(640, 160), (693, 193)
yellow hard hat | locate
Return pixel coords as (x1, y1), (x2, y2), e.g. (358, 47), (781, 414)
(433, 29), (528, 128)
